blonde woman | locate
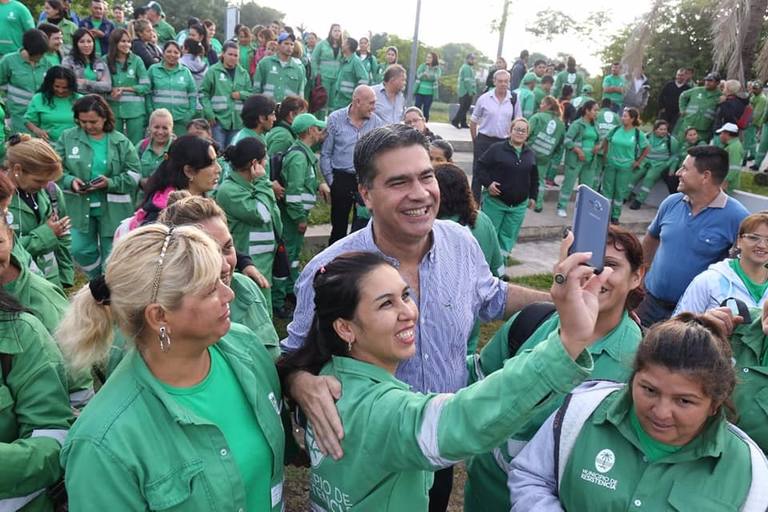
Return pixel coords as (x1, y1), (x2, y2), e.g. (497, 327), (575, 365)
(59, 224), (285, 511)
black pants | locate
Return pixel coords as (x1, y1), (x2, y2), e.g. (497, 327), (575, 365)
(415, 93), (435, 121)
(329, 171), (358, 245)
(471, 133), (505, 202)
(452, 94), (472, 127)
(428, 465), (454, 512)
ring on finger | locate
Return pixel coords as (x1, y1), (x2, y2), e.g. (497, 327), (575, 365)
(554, 272), (567, 285)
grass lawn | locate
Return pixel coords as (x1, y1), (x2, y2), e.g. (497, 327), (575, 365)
(738, 170), (768, 195)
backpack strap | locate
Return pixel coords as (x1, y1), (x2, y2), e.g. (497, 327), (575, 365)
(728, 423), (768, 511)
(553, 381), (623, 491)
(507, 302), (557, 357)
(44, 182), (60, 217)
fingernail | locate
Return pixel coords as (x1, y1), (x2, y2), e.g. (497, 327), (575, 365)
(561, 227), (570, 239)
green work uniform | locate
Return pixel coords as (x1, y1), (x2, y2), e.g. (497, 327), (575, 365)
(464, 310), (641, 512)
(310, 39), (342, 110)
(532, 85), (547, 113)
(230, 273), (279, 359)
(307, 331), (594, 511)
(61, 323), (286, 512)
(137, 138), (171, 179)
(147, 62), (197, 137)
(210, 38), (223, 54)
(745, 92), (766, 160)
(216, 172), (282, 310)
(570, 94), (594, 111)
(553, 70), (584, 99)
(0, 311), (73, 512)
(601, 74), (625, 108)
(359, 52), (380, 84)
(633, 132), (680, 203)
(8, 184), (75, 289)
(108, 53), (150, 145)
(0, 0), (33, 58)
(516, 87), (536, 119)
(528, 110), (565, 210)
(603, 126), (648, 221)
(272, 140), (318, 310)
(55, 127), (140, 278)
(330, 53), (369, 110)
(457, 62), (476, 98)
(724, 136), (744, 191)
(675, 86), (721, 141)
(559, 118), (599, 210)
(56, 18), (78, 50)
(152, 19), (176, 46)
(24, 92), (81, 142)
(754, 99), (768, 167)
(442, 211), (504, 355)
(0, 51), (50, 133)
(200, 61), (253, 131)
(594, 107), (621, 186)
(254, 54), (306, 102)
(415, 63), (441, 98)
(238, 44), (254, 75)
(265, 122), (295, 156)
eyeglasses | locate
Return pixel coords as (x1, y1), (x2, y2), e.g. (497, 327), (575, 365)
(741, 233), (768, 245)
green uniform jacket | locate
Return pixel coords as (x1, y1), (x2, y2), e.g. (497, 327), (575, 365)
(23, 92), (81, 141)
(308, 334), (593, 511)
(730, 313), (768, 453)
(564, 118), (599, 166)
(3, 253), (68, 335)
(147, 63), (197, 127)
(679, 139), (706, 166)
(571, 94), (594, 111)
(415, 63), (441, 98)
(751, 93), (767, 128)
(359, 52), (380, 84)
(533, 85), (546, 113)
(595, 108), (620, 141)
(464, 311), (640, 512)
(724, 137), (744, 185)
(265, 122), (295, 156)
(138, 138), (172, 179)
(280, 139), (318, 224)
(527, 110), (565, 160)
(516, 87), (536, 118)
(457, 63), (476, 98)
(56, 127), (141, 235)
(553, 70), (584, 99)
(230, 273), (279, 360)
(0, 51), (50, 131)
(107, 53), (150, 120)
(0, 311), (72, 512)
(61, 323), (286, 512)
(645, 132), (680, 171)
(678, 86), (721, 133)
(310, 39), (341, 91)
(152, 19), (176, 46)
(8, 185), (75, 288)
(58, 18), (78, 49)
(0, 0), (34, 57)
(330, 54), (369, 110)
(216, 172), (282, 263)
(254, 55), (306, 102)
(200, 62), (253, 131)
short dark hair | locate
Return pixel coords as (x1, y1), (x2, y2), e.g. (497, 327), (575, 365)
(601, 98), (613, 108)
(533, 59), (546, 67)
(37, 22), (62, 38)
(276, 95), (308, 123)
(541, 75), (554, 85)
(520, 49), (529, 58)
(344, 37), (358, 53)
(435, 163), (477, 228)
(560, 84), (573, 99)
(133, 6), (147, 19)
(687, 145), (729, 183)
(241, 94), (276, 129)
(653, 119), (669, 131)
(383, 64), (405, 83)
(73, 94), (115, 132)
(23, 29), (49, 57)
(354, 125), (429, 188)
(430, 139), (454, 161)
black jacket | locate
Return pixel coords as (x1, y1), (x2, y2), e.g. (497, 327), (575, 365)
(132, 39), (163, 70)
(714, 95), (749, 130)
(658, 80), (690, 124)
(477, 141), (538, 206)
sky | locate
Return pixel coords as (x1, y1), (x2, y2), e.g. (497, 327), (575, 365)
(252, 0), (653, 74)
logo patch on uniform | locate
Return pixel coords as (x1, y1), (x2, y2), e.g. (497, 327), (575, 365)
(595, 449), (615, 473)
(604, 112), (615, 123)
(71, 146), (79, 155)
(268, 391), (281, 414)
(546, 120), (556, 135)
(128, 68), (135, 77)
(305, 424), (326, 468)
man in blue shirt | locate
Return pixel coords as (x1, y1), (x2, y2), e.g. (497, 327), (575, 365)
(638, 145), (749, 327)
(79, 0), (115, 55)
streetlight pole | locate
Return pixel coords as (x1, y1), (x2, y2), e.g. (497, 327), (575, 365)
(405, 0), (422, 105)
(496, 0), (511, 59)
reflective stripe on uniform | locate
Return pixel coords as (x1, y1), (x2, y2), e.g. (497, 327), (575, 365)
(285, 194), (302, 203)
(249, 244), (275, 255)
(0, 490), (46, 512)
(80, 257), (102, 272)
(249, 231), (275, 242)
(729, 423), (768, 511)
(69, 388), (95, 408)
(117, 94), (144, 103)
(127, 171), (141, 184)
(32, 428), (69, 445)
(107, 193), (132, 203)
(416, 393), (458, 467)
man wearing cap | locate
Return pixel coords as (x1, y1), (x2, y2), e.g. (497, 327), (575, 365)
(717, 123), (744, 191)
(469, 69), (522, 201)
(675, 72), (721, 142)
(571, 83), (595, 110)
(272, 113), (329, 316)
(516, 72), (537, 119)
(254, 32), (306, 102)
(372, 64), (406, 124)
(601, 62), (625, 113)
(451, 53), (476, 129)
(145, 1), (175, 46)
(329, 37), (369, 111)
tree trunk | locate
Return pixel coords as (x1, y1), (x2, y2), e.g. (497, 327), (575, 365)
(741, 0), (768, 79)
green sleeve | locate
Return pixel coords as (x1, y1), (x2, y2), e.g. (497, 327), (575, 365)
(417, 63), (427, 80)
(267, 130), (292, 156)
(253, 60), (266, 94)
(564, 121), (581, 149)
(133, 58), (150, 96)
(668, 136), (681, 168)
(310, 43), (321, 80)
(355, 59), (369, 85)
(18, 222), (58, 256)
(200, 68), (215, 120)
(20, 5), (34, 31)
(146, 68), (156, 112)
(678, 88), (691, 113)
(217, 184), (268, 225)
(54, 186), (75, 287)
(22, 94), (42, 126)
(476, 313), (516, 378)
(0, 57), (10, 96)
(298, 62), (307, 98)
(185, 70), (196, 112)
(638, 131), (649, 150)
(282, 151), (308, 223)
(754, 96), (767, 126)
(237, 69), (253, 101)
(54, 136), (75, 192)
(0, 319), (72, 497)
(106, 139), (140, 194)
(368, 331), (592, 473)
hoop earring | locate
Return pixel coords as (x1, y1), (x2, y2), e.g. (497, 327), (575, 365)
(159, 326), (171, 353)
(347, 341), (352, 352)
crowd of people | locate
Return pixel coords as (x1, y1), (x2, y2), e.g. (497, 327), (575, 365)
(2, 0), (768, 511)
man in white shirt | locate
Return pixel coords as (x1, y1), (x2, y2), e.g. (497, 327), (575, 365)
(372, 64), (406, 124)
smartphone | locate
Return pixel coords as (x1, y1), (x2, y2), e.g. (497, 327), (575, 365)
(89, 177), (105, 186)
(569, 185), (611, 273)
(79, 182), (91, 191)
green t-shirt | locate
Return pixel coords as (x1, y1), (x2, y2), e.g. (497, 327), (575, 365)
(161, 345), (273, 511)
(239, 44), (251, 70)
(92, 19), (103, 55)
(24, 93), (79, 141)
(88, 134), (109, 217)
(0, 1), (34, 56)
(729, 259), (768, 304)
(629, 407), (683, 462)
(581, 123), (599, 155)
(602, 74), (625, 104)
(83, 63), (98, 81)
(607, 127), (648, 168)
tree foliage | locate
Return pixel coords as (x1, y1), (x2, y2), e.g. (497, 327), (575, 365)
(238, 2), (285, 30)
(525, 9), (610, 46)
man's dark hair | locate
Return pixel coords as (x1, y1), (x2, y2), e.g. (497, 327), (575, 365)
(688, 145), (729, 184)
(344, 37), (358, 53)
(354, 125), (429, 188)
(133, 6), (147, 19)
(23, 29), (49, 57)
(520, 49), (529, 58)
(241, 94), (276, 129)
(533, 59), (546, 67)
(383, 64), (405, 83)
(541, 75), (554, 85)
(601, 98), (613, 108)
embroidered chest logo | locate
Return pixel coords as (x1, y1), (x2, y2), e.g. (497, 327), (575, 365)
(604, 112), (615, 123)
(305, 423), (326, 468)
(128, 68), (135, 77)
(70, 146), (80, 159)
(579, 448), (619, 491)
(595, 448), (615, 473)
(546, 120), (556, 135)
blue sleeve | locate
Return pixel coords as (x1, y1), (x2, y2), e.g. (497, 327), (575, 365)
(648, 194), (676, 238)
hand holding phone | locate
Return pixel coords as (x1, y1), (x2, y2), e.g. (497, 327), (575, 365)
(568, 185), (611, 273)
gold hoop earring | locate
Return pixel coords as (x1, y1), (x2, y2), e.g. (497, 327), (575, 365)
(159, 326), (171, 352)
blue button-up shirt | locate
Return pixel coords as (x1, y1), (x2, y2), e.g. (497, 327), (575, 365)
(319, 106), (385, 184)
(372, 83), (405, 124)
(282, 219), (509, 393)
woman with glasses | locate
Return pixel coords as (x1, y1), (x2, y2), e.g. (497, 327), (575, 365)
(675, 213), (768, 314)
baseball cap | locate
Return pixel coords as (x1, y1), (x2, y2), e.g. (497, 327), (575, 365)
(146, 1), (163, 14)
(277, 32), (296, 43)
(704, 72), (719, 81)
(716, 122), (739, 135)
(292, 113), (326, 134)
(582, 84), (594, 94)
(522, 72), (537, 84)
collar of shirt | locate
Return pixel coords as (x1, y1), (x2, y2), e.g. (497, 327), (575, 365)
(682, 190), (728, 209)
(359, 221), (438, 266)
(328, 355), (409, 389)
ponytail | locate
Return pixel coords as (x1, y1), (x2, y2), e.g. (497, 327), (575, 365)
(56, 285), (115, 372)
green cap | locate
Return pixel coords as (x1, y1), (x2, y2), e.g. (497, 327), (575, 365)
(292, 113), (326, 134)
(582, 84), (593, 94)
(146, 1), (164, 14)
(522, 72), (538, 84)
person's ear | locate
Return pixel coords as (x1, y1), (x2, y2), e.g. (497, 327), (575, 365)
(359, 183), (373, 211)
(332, 318), (355, 344)
(183, 165), (195, 181)
(144, 303), (170, 336)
